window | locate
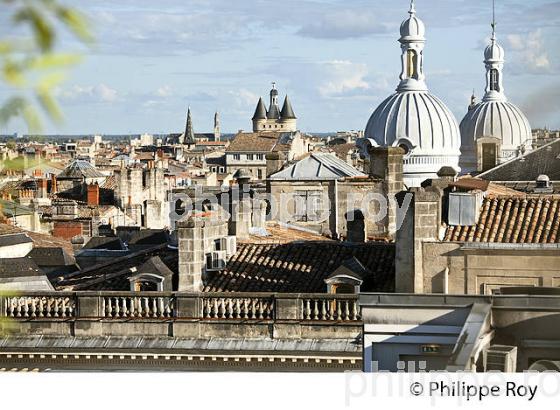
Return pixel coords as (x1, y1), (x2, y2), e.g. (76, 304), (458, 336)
(294, 190), (324, 222)
(232, 154), (241, 161)
(406, 50), (418, 78)
(219, 166), (225, 173)
(247, 154), (254, 161)
(490, 69), (499, 91)
(257, 169), (263, 180)
(256, 154), (264, 160)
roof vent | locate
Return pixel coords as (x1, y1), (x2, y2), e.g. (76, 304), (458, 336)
(533, 174), (553, 194)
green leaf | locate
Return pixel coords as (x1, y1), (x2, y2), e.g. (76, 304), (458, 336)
(28, 53), (82, 70)
(13, 6), (55, 52)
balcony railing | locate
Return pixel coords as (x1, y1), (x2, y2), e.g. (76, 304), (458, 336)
(0, 292), (360, 322)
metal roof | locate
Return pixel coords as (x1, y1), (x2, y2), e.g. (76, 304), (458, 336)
(270, 153), (366, 180)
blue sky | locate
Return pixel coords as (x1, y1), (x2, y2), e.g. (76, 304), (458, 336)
(1, 0), (560, 134)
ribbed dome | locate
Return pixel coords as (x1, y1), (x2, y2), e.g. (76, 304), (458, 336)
(400, 14), (425, 40)
(365, 91), (461, 156)
(460, 100), (532, 151)
(484, 41), (504, 62)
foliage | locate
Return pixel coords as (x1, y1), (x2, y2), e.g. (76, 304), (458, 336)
(0, 0), (93, 132)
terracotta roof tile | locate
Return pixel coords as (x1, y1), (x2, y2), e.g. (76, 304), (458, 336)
(444, 196), (560, 244)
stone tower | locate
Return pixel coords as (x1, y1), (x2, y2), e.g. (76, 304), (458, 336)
(214, 111), (221, 141)
(252, 83), (297, 132)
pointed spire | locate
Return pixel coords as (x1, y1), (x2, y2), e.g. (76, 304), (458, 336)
(491, 0), (496, 41)
(409, 0), (416, 15)
(280, 95), (296, 119)
(184, 107), (195, 145)
(252, 97), (267, 120)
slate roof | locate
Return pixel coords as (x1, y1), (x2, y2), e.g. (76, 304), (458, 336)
(0, 257), (44, 278)
(128, 229), (170, 246)
(479, 138), (560, 181)
(269, 153), (366, 180)
(203, 241), (395, 293)
(27, 247), (75, 267)
(444, 196), (560, 243)
(83, 236), (126, 250)
(55, 245), (178, 291)
(280, 96), (296, 119)
(252, 97), (267, 120)
(58, 160), (105, 179)
(0, 232), (32, 247)
(499, 181), (560, 194)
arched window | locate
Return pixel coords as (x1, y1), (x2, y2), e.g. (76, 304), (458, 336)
(407, 50), (418, 78)
(490, 69), (499, 91)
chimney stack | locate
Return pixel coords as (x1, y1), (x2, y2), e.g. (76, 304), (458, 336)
(37, 178), (48, 199)
(87, 183), (100, 206)
(50, 174), (58, 194)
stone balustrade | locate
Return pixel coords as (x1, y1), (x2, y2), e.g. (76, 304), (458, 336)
(4, 295), (76, 318)
(0, 291), (360, 322)
(0, 292), (361, 341)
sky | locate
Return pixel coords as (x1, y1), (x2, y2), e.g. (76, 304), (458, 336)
(1, 0), (560, 135)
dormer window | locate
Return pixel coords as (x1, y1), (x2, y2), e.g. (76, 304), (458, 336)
(129, 273), (165, 292)
(324, 257), (367, 294)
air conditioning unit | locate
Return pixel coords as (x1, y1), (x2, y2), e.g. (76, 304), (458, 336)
(484, 345), (518, 372)
(225, 236), (237, 257)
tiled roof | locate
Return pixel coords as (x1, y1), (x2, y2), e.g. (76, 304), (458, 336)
(444, 196), (560, 243)
(58, 160), (105, 179)
(226, 133), (286, 153)
(270, 153), (366, 180)
(204, 241), (395, 293)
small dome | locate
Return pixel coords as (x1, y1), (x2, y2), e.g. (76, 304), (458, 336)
(400, 7), (425, 41)
(460, 100), (532, 151)
(484, 41), (504, 62)
(537, 174), (550, 182)
(365, 91), (461, 157)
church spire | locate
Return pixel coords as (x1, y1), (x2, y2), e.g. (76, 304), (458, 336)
(184, 107), (195, 145)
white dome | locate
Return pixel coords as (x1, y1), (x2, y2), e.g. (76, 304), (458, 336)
(460, 100), (532, 158)
(365, 91), (461, 156)
(484, 41), (504, 62)
(400, 14), (425, 41)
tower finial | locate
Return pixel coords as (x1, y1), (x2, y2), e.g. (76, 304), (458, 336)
(409, 0), (416, 15)
(491, 0), (496, 41)
(272, 81), (276, 90)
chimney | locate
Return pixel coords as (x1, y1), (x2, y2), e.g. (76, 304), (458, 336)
(266, 151), (286, 178)
(395, 187), (442, 293)
(37, 178), (48, 199)
(87, 183), (100, 206)
(177, 218), (205, 292)
(368, 146), (404, 237)
(50, 174), (57, 194)
(33, 169), (42, 178)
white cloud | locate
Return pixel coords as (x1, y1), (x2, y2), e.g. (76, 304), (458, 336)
(506, 30), (551, 74)
(229, 88), (259, 108)
(318, 60), (371, 98)
(156, 85), (173, 97)
(56, 83), (119, 103)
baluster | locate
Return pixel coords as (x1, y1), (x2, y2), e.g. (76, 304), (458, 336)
(134, 297), (140, 317)
(242, 299), (248, 319)
(226, 298), (232, 318)
(101, 297), (106, 318)
(344, 300), (350, 321)
(312, 300), (319, 320)
(234, 298), (241, 319)
(60, 298), (66, 318)
(121, 297), (128, 317)
(250, 299), (256, 319)
(158, 297), (164, 317)
(336, 300), (342, 321)
(304, 299), (310, 320)
(212, 298), (218, 319)
(151, 298), (157, 318)
(38, 298), (44, 318)
(351, 300), (358, 320)
(22, 298), (29, 318)
(114, 297), (120, 317)
(68, 298), (74, 317)
(143, 298), (150, 318)
(320, 299), (326, 320)
(106, 297), (112, 317)
(30, 298), (37, 318)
